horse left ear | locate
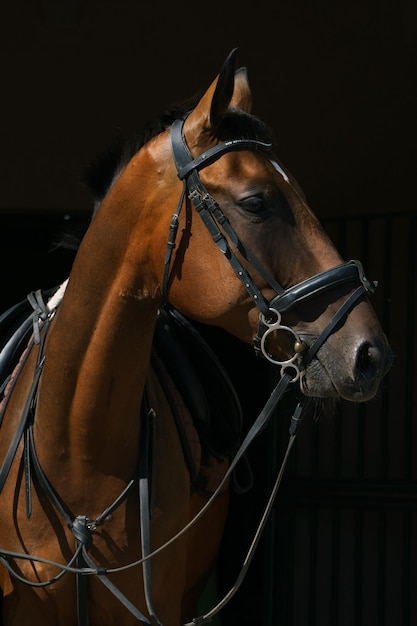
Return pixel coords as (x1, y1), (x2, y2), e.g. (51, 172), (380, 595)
(210, 49), (252, 126)
(183, 48), (252, 147)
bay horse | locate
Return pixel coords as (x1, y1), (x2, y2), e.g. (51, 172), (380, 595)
(0, 49), (392, 626)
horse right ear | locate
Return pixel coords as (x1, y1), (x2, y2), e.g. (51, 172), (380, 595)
(228, 67), (252, 114)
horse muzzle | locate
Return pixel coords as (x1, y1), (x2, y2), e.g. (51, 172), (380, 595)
(253, 260), (392, 394)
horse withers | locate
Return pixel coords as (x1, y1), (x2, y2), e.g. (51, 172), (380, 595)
(0, 49), (392, 626)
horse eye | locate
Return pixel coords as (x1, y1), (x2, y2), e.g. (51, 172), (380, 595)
(239, 196), (265, 214)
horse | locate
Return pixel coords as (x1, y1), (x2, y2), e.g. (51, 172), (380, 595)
(0, 48), (392, 626)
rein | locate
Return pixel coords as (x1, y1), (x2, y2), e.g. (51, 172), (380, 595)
(0, 292), (301, 626)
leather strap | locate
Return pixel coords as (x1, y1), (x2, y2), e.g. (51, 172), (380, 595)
(268, 259), (374, 314)
(169, 117), (379, 372)
(304, 285), (366, 365)
(185, 169), (272, 316)
(169, 117), (279, 317)
(139, 399), (162, 626)
(27, 424), (152, 625)
(170, 117), (271, 181)
(0, 337), (42, 494)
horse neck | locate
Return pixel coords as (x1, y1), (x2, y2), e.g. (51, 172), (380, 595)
(33, 218), (163, 479)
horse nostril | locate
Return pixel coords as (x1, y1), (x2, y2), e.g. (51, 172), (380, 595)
(356, 340), (391, 381)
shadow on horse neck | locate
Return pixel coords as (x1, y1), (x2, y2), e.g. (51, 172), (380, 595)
(0, 48), (392, 626)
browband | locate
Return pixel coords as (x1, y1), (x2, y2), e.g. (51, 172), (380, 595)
(170, 117), (272, 181)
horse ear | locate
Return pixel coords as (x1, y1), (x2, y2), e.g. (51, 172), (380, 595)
(183, 49), (252, 147)
(228, 67), (252, 113)
(209, 48), (240, 124)
(209, 50), (252, 124)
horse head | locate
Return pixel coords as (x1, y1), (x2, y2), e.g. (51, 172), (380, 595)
(152, 49), (393, 402)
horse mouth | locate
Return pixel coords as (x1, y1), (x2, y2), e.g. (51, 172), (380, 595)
(299, 348), (391, 402)
(300, 367), (375, 401)
(259, 339), (387, 401)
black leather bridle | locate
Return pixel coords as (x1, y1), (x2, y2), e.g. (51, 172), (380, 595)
(168, 116), (376, 383)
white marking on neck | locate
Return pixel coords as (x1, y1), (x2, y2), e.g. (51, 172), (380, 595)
(46, 279), (69, 312)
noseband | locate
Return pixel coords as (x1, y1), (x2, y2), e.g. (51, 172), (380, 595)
(168, 117), (377, 383)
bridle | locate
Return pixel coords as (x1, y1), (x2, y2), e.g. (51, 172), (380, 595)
(0, 116), (379, 626)
(168, 116), (376, 383)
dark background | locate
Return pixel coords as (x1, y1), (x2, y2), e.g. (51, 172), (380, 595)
(1, 0), (415, 217)
(1, 2), (416, 625)
(1, 1), (415, 307)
